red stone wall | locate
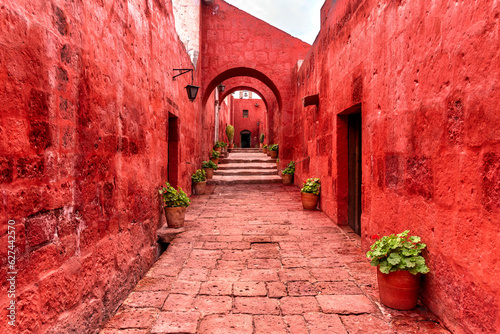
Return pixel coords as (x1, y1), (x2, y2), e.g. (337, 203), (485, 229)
(232, 99), (266, 148)
(291, 0), (500, 333)
(0, 0), (212, 332)
(200, 0), (310, 153)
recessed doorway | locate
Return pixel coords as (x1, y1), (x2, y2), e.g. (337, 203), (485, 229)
(168, 113), (179, 188)
(240, 130), (251, 148)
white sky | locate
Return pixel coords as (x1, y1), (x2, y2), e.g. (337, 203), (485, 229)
(224, 0), (325, 44)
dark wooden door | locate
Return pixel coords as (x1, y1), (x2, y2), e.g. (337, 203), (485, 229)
(348, 113), (362, 235)
(168, 114), (179, 188)
(240, 131), (251, 148)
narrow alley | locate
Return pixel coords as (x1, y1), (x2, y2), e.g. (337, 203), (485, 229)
(101, 174), (449, 333)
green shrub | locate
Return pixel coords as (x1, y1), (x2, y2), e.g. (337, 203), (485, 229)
(263, 144), (268, 149)
(226, 125), (235, 141)
(158, 182), (191, 207)
(211, 149), (221, 159)
(282, 161), (295, 175)
(191, 169), (206, 183)
(300, 178), (320, 194)
(269, 144), (279, 151)
(259, 133), (265, 143)
(202, 160), (218, 170)
(366, 230), (430, 275)
(214, 141), (223, 148)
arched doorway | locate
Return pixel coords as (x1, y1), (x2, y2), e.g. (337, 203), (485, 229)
(240, 130), (251, 148)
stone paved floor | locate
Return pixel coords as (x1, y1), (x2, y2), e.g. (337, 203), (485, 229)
(101, 184), (450, 334)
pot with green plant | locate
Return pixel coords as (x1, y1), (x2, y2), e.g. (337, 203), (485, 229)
(263, 144), (268, 154)
(226, 125), (235, 148)
(300, 178), (320, 210)
(214, 141), (223, 153)
(266, 143), (272, 156)
(367, 230), (430, 310)
(269, 144), (279, 159)
(158, 182), (191, 228)
(210, 149), (221, 165)
(202, 160), (218, 179)
(282, 161), (295, 185)
(259, 133), (265, 148)
(192, 169), (207, 195)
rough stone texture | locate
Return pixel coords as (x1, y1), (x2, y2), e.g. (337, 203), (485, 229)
(290, 1), (500, 333)
(0, 0), (217, 333)
(103, 184), (449, 333)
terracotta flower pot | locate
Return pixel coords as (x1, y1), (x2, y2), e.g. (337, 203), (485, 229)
(229, 144), (234, 149)
(263, 148), (268, 154)
(267, 150), (271, 156)
(377, 269), (422, 310)
(210, 158), (219, 165)
(282, 174), (293, 185)
(164, 206), (186, 228)
(204, 168), (214, 179)
(301, 192), (318, 210)
(270, 151), (278, 159)
(214, 147), (222, 153)
(259, 143), (264, 148)
(193, 181), (207, 195)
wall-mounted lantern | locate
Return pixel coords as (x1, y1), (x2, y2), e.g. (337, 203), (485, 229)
(218, 83), (225, 92)
(173, 68), (200, 102)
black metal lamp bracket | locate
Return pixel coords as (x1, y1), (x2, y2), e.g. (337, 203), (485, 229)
(173, 69), (194, 83)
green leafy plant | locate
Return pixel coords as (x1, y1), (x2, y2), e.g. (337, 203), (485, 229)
(282, 161), (295, 175)
(214, 141), (223, 148)
(202, 160), (218, 170)
(263, 144), (268, 149)
(366, 230), (430, 275)
(301, 178), (320, 194)
(269, 144), (279, 151)
(226, 125), (235, 142)
(158, 182), (191, 208)
(211, 149), (221, 159)
(191, 169), (206, 183)
(260, 133), (265, 143)
(219, 142), (227, 148)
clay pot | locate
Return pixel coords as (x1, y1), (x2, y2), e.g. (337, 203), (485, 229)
(270, 151), (278, 159)
(266, 150), (271, 156)
(164, 206), (186, 228)
(193, 181), (207, 195)
(210, 158), (219, 165)
(263, 148), (268, 154)
(377, 269), (422, 310)
(214, 147), (222, 153)
(229, 144), (234, 149)
(282, 174), (293, 185)
(204, 168), (214, 179)
(301, 192), (318, 210)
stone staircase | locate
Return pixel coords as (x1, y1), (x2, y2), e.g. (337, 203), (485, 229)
(208, 148), (281, 184)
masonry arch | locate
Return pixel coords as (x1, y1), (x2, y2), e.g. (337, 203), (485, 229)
(220, 86), (269, 111)
(202, 67), (282, 110)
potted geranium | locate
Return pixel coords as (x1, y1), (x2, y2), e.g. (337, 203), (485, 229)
(263, 144), (268, 154)
(158, 182), (191, 228)
(259, 133), (265, 148)
(300, 178), (320, 210)
(226, 125), (235, 148)
(191, 169), (207, 195)
(367, 230), (430, 310)
(282, 161), (295, 185)
(202, 160), (218, 179)
(269, 144), (279, 159)
(210, 149), (221, 165)
(214, 141), (223, 153)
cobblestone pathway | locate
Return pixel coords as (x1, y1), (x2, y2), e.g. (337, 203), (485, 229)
(101, 184), (450, 334)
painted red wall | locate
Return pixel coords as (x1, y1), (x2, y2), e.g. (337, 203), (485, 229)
(290, 0), (500, 333)
(0, 0), (213, 332)
(200, 0), (310, 151)
(232, 98), (266, 148)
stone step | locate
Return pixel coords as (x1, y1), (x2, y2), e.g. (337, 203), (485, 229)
(221, 156), (276, 164)
(207, 175), (282, 185)
(215, 169), (278, 176)
(217, 162), (276, 170)
(229, 148), (262, 153)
